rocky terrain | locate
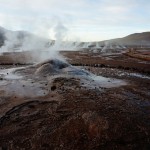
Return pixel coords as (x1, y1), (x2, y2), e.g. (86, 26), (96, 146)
(0, 26), (150, 149)
(0, 51), (150, 150)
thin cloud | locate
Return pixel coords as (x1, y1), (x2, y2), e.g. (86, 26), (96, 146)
(0, 0), (149, 41)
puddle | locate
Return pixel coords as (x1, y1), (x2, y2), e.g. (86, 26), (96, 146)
(79, 74), (126, 89)
(2, 80), (48, 97)
(0, 66), (48, 97)
(62, 66), (90, 76)
(0, 67), (25, 80)
(91, 75), (126, 87)
(119, 72), (150, 79)
(63, 66), (127, 89)
(129, 73), (150, 79)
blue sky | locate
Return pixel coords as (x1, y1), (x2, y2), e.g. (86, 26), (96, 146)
(0, 0), (150, 41)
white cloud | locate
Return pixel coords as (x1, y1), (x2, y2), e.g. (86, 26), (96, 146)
(0, 0), (150, 41)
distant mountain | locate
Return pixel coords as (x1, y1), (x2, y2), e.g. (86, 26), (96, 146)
(98, 32), (150, 46)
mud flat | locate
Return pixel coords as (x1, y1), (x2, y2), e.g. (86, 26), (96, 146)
(61, 51), (150, 73)
(125, 50), (150, 61)
(0, 54), (150, 149)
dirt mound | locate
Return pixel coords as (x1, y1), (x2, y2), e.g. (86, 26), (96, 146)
(35, 59), (69, 76)
(36, 59), (69, 68)
(35, 63), (57, 75)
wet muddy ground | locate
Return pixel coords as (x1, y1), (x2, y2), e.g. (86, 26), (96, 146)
(0, 52), (150, 150)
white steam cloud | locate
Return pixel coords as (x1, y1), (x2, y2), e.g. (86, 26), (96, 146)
(0, 21), (82, 62)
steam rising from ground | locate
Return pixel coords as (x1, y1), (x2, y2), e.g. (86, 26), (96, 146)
(0, 22), (74, 62)
(0, 21), (128, 63)
(0, 21), (80, 52)
(0, 22), (100, 54)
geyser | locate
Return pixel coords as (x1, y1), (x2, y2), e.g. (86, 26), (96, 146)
(35, 59), (69, 76)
